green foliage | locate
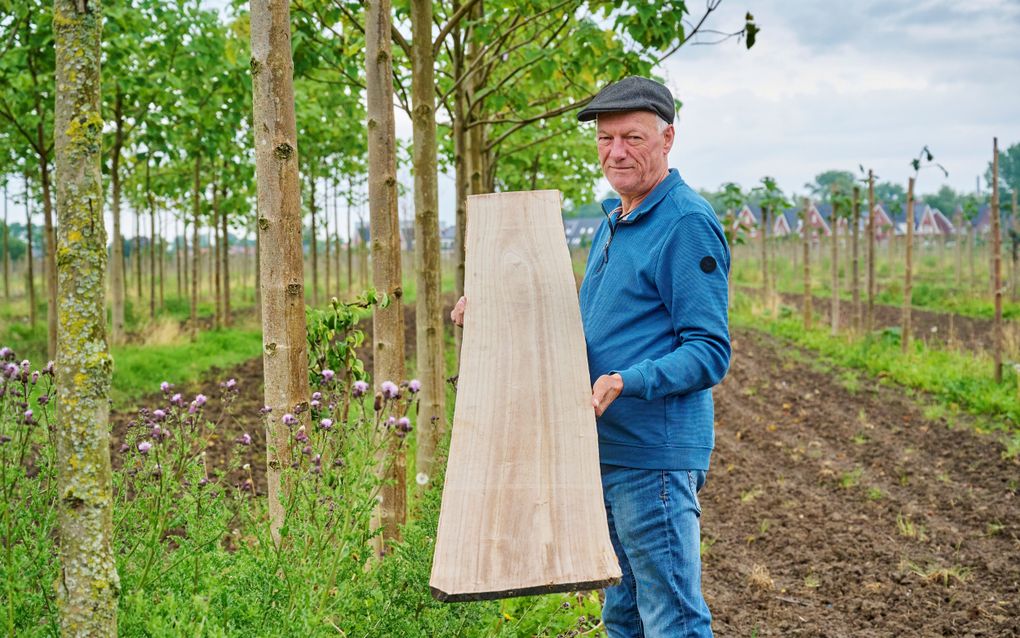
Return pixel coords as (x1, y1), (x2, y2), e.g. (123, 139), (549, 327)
(806, 170), (854, 204)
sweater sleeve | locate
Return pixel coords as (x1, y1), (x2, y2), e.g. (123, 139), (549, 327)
(615, 211), (731, 400)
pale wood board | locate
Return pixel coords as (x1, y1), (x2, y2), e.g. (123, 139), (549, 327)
(430, 190), (621, 602)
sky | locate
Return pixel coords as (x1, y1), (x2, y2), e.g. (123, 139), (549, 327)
(5, 0), (1018, 235)
(661, 0), (1020, 198)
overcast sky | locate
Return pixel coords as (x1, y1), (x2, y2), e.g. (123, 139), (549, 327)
(6, 1), (1018, 234)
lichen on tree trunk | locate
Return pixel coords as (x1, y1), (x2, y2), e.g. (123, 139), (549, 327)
(53, 0), (120, 634)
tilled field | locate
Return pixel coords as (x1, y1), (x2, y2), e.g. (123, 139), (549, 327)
(111, 313), (1020, 637)
(704, 328), (1019, 637)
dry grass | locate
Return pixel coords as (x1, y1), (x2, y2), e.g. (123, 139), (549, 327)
(747, 564), (774, 590)
(141, 317), (182, 346)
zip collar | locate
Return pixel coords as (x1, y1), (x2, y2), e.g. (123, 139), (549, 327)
(600, 168), (683, 227)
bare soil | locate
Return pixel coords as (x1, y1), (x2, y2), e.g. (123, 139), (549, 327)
(704, 327), (1019, 637)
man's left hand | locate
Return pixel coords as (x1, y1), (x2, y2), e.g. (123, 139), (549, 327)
(591, 373), (624, 417)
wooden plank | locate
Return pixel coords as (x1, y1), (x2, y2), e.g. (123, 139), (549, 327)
(430, 190), (621, 602)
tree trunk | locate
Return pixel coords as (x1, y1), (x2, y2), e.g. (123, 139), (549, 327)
(851, 186), (861, 332)
(802, 198), (812, 330)
(324, 178), (331, 299)
(110, 92), (125, 345)
(25, 174), (36, 328)
(902, 177), (915, 354)
(159, 213), (165, 311)
(867, 170), (876, 332)
(346, 194), (353, 293)
(191, 155), (200, 342)
(175, 227), (182, 301)
(147, 159), (156, 320)
(992, 138), (1002, 383)
(2, 183), (8, 301)
(760, 206), (769, 311)
(251, 0), (311, 545)
(134, 209), (142, 304)
(955, 213), (963, 289)
(53, 2), (119, 633)
(830, 190), (839, 335)
(367, 0), (406, 549)
(39, 150), (57, 358)
(411, 0), (446, 483)
(1012, 192), (1019, 302)
(222, 195), (230, 326)
(213, 177), (221, 330)
(309, 171), (319, 307)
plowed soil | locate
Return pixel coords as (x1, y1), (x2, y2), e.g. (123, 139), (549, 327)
(111, 309), (1020, 637)
(704, 328), (1019, 637)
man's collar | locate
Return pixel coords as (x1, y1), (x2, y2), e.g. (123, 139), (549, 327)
(601, 169), (682, 223)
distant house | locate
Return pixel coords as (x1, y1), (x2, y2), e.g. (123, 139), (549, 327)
(440, 225), (456, 253)
(734, 204), (760, 236)
(801, 202), (832, 237)
(867, 203), (896, 239)
(772, 210), (794, 237)
(563, 217), (603, 248)
(914, 204), (955, 236)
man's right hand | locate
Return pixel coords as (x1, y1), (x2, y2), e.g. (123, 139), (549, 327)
(451, 296), (466, 327)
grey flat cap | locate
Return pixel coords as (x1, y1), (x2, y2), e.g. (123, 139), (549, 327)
(577, 76), (675, 123)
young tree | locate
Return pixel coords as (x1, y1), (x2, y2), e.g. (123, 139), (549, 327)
(366, 0), (406, 547)
(719, 182), (745, 307)
(754, 176), (789, 314)
(992, 138), (1003, 383)
(251, 0), (311, 544)
(902, 146), (947, 354)
(866, 169), (876, 332)
(801, 197), (812, 329)
(53, 0), (119, 633)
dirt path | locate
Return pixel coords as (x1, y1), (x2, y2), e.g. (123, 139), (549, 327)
(703, 327), (1019, 637)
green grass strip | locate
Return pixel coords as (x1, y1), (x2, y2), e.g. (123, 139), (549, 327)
(110, 327), (263, 408)
(730, 302), (1019, 436)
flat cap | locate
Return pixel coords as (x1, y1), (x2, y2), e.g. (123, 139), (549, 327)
(577, 76), (675, 123)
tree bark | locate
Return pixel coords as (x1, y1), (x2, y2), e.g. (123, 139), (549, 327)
(53, 1), (120, 633)
(159, 212), (165, 311)
(39, 149), (57, 359)
(134, 208), (142, 303)
(902, 176), (915, 354)
(191, 154), (200, 342)
(147, 159), (156, 319)
(802, 198), (811, 330)
(324, 177), (331, 299)
(309, 170), (319, 307)
(830, 189), (839, 335)
(992, 138), (1002, 383)
(25, 173), (36, 328)
(851, 186), (860, 331)
(867, 170), (876, 332)
(2, 183), (8, 301)
(367, 0), (406, 549)
(213, 175), (221, 329)
(955, 213), (963, 289)
(411, 0), (447, 483)
(760, 206), (769, 311)
(222, 192), (230, 326)
(251, 0), (311, 545)
(110, 91), (125, 345)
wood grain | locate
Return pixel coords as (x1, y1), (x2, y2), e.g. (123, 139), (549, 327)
(430, 190), (621, 602)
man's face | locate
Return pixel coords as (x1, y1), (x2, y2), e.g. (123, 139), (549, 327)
(596, 110), (674, 199)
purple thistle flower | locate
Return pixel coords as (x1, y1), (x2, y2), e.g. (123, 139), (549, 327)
(198, 477), (210, 487)
(0, 434), (11, 445)
(311, 391), (322, 401)
(3, 363), (17, 379)
(385, 416), (397, 428)
(193, 394), (207, 407)
(138, 441), (152, 455)
(282, 413), (299, 427)
(313, 454), (322, 466)
(152, 464), (163, 478)
(321, 369), (335, 383)
(237, 432), (252, 446)
(30, 371), (39, 385)
(151, 425), (162, 439)
(294, 425), (309, 443)
(170, 393), (184, 407)
(160, 381), (171, 393)
(23, 409), (34, 425)
(381, 381), (399, 399)
(152, 409), (166, 421)
(20, 360), (29, 371)
(301, 445), (313, 456)
(260, 405), (272, 415)
(408, 379), (421, 394)
(0, 347), (10, 359)
(37, 394), (49, 406)
(43, 360), (54, 375)
(118, 443), (129, 453)
(225, 378), (237, 391)
(397, 417), (412, 433)
(310, 399), (321, 409)
(352, 380), (369, 397)
(319, 418), (333, 430)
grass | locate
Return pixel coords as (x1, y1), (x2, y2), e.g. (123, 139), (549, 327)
(731, 296), (1020, 448)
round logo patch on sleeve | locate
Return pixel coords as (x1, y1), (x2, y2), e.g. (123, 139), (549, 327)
(700, 256), (717, 274)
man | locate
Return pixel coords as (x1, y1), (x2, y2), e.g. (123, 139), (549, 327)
(452, 76), (730, 637)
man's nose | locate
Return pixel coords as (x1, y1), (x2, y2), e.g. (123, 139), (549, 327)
(609, 137), (628, 160)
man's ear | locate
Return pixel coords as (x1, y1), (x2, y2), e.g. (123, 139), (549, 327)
(663, 124), (675, 154)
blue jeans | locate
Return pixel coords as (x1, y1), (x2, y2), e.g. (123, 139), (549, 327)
(601, 465), (712, 638)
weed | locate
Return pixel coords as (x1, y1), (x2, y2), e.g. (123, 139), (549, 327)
(700, 536), (716, 558)
(986, 521), (1004, 537)
(896, 514), (928, 541)
(803, 573), (821, 589)
(922, 403), (946, 421)
(740, 487), (764, 503)
(758, 519), (771, 535)
(866, 487), (885, 501)
(747, 564), (774, 590)
(838, 467), (863, 489)
(907, 562), (971, 587)
(838, 370), (860, 393)
(851, 431), (869, 445)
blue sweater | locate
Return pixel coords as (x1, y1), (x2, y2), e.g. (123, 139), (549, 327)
(579, 169), (731, 470)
